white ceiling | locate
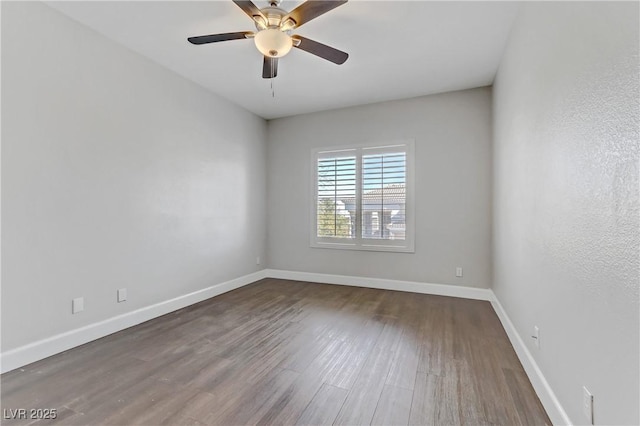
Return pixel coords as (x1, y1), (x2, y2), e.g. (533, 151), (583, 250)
(46, 1), (520, 119)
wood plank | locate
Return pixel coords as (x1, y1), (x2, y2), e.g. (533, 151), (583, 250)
(454, 359), (488, 425)
(371, 384), (413, 426)
(433, 363), (460, 425)
(333, 321), (403, 425)
(503, 367), (552, 426)
(295, 383), (348, 426)
(304, 317), (384, 390)
(408, 372), (438, 425)
(209, 368), (299, 425)
(386, 327), (420, 390)
(251, 369), (324, 425)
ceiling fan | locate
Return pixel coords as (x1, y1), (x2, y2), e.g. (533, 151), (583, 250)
(188, 0), (349, 79)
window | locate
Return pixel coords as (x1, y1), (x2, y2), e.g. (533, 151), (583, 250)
(311, 140), (415, 252)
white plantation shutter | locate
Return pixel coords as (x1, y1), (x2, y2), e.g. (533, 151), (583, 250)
(316, 152), (356, 238)
(361, 148), (406, 241)
(311, 141), (414, 252)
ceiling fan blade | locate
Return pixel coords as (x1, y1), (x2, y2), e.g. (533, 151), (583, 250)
(292, 35), (348, 65)
(284, 0), (347, 29)
(233, 0), (267, 22)
(262, 56), (278, 79)
(188, 32), (253, 45)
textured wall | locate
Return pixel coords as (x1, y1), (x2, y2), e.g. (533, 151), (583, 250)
(493, 2), (639, 424)
(267, 88), (493, 288)
(1, 2), (267, 351)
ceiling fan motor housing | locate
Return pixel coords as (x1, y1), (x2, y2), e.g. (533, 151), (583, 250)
(256, 6), (290, 29)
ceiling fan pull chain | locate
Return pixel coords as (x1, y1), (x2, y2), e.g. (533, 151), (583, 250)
(271, 63), (275, 97)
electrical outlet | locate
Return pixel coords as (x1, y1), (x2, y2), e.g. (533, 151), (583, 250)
(455, 267), (463, 277)
(117, 288), (127, 303)
(532, 325), (540, 348)
(256, 256), (261, 265)
(72, 297), (84, 314)
(583, 386), (594, 424)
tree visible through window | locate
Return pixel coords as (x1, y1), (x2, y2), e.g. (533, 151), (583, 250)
(317, 199), (351, 237)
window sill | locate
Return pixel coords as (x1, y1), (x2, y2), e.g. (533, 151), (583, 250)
(310, 241), (415, 253)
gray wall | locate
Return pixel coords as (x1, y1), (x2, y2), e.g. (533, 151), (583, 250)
(1, 2), (267, 351)
(493, 2), (639, 424)
(267, 88), (492, 288)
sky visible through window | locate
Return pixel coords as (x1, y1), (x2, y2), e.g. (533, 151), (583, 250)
(362, 153), (406, 190)
(317, 154), (406, 193)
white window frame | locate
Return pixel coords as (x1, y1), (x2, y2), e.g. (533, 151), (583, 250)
(310, 139), (415, 253)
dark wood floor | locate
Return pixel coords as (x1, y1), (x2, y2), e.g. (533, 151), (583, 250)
(1, 279), (550, 425)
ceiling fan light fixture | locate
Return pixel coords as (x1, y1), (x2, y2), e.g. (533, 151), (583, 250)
(254, 28), (292, 58)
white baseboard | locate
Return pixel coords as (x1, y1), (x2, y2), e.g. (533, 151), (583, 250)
(264, 269), (492, 301)
(489, 292), (572, 425)
(0, 270), (267, 374)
